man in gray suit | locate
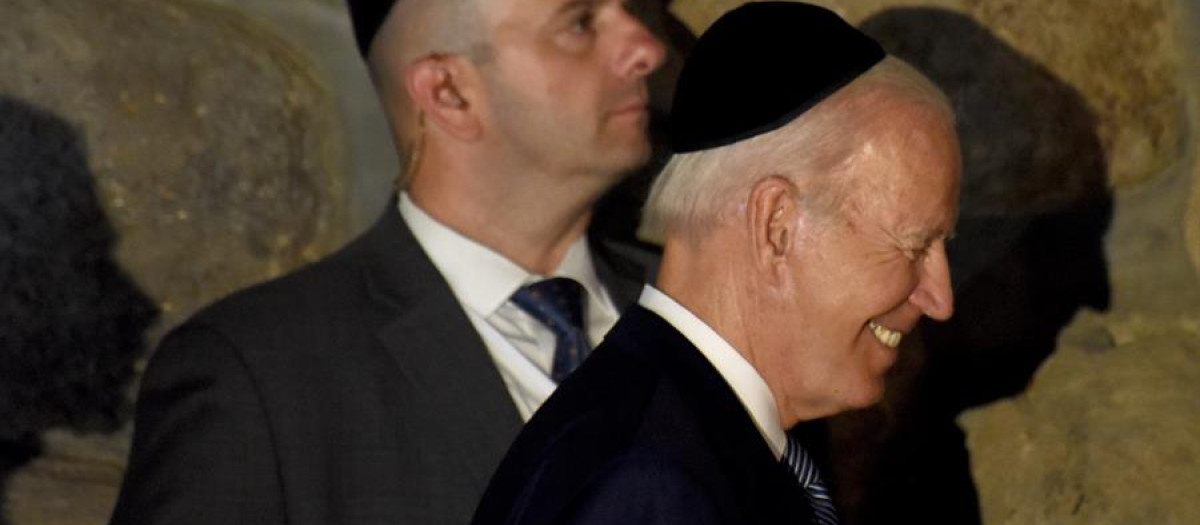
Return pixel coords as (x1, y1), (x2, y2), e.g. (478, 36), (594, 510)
(109, 0), (665, 523)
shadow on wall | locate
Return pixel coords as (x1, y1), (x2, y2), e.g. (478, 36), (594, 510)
(0, 96), (157, 525)
(827, 9), (1114, 525)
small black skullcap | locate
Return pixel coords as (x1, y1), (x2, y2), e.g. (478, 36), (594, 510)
(346, 0), (398, 57)
(670, 2), (885, 153)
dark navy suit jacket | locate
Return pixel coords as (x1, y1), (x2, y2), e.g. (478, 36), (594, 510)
(109, 203), (649, 525)
(472, 305), (813, 525)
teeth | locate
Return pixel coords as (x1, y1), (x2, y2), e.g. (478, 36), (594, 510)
(868, 321), (902, 348)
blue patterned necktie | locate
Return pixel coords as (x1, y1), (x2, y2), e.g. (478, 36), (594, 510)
(783, 435), (840, 525)
(510, 277), (592, 383)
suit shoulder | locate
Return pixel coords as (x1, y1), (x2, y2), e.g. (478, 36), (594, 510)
(474, 336), (678, 524)
(188, 206), (428, 332)
(476, 368), (730, 525)
(169, 233), (384, 359)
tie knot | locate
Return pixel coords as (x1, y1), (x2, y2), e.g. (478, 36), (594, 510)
(511, 277), (587, 332)
(511, 277), (591, 383)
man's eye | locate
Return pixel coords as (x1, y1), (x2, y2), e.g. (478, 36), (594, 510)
(554, 6), (598, 52)
(570, 11), (596, 33)
(901, 245), (929, 261)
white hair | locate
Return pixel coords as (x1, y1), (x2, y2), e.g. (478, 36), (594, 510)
(639, 57), (954, 244)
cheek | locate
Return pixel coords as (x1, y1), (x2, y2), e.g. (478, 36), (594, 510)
(859, 261), (924, 312)
(496, 53), (575, 103)
(754, 303), (802, 351)
(751, 294), (815, 359)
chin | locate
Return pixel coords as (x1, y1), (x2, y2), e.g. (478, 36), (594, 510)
(842, 378), (888, 411)
(606, 146), (652, 177)
(623, 132), (653, 158)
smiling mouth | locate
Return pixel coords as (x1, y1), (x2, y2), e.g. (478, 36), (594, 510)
(868, 320), (903, 348)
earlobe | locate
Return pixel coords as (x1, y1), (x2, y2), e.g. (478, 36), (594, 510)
(406, 55), (481, 141)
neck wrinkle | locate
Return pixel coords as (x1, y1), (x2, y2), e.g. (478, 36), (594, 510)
(660, 233), (789, 424)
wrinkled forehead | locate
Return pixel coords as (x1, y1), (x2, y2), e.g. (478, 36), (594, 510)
(847, 109), (961, 234)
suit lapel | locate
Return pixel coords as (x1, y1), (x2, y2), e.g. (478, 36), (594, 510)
(358, 205), (524, 493)
(350, 206), (655, 496)
(634, 307), (815, 523)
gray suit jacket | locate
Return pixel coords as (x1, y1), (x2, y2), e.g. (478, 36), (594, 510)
(109, 203), (651, 525)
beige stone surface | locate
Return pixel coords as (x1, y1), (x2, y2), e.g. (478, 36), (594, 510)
(959, 0), (1185, 189)
(960, 315), (1200, 525)
(673, 0), (1187, 190)
(5, 432), (128, 525)
(0, 0), (348, 522)
(0, 0), (348, 341)
(1178, 0), (1200, 286)
(1189, 166), (1200, 278)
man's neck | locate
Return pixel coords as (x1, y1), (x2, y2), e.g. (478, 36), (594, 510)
(406, 159), (609, 276)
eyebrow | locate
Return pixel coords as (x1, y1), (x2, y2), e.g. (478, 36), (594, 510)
(555, 0), (599, 17)
(898, 228), (951, 248)
(902, 210), (960, 246)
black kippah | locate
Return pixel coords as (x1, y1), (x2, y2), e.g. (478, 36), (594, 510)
(346, 0), (398, 57)
(670, 2), (885, 153)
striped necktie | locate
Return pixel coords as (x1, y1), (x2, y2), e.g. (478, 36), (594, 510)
(510, 277), (592, 383)
(782, 435), (840, 525)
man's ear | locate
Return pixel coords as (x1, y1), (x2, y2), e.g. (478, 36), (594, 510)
(405, 54), (482, 141)
(748, 176), (801, 276)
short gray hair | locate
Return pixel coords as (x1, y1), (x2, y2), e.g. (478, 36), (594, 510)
(367, 0), (486, 69)
(639, 57), (953, 244)
(365, 0), (486, 186)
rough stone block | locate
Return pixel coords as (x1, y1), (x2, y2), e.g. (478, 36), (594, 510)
(673, 0), (1187, 190)
(0, 0), (348, 340)
(960, 328), (1200, 525)
(0, 0), (348, 522)
(1188, 165), (1200, 279)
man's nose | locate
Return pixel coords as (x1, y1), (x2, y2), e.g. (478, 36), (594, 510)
(614, 11), (666, 80)
(909, 240), (955, 321)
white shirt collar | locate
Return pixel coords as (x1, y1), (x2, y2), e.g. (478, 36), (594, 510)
(398, 192), (615, 319)
(637, 285), (788, 459)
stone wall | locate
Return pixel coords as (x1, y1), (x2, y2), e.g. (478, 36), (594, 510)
(0, 0), (352, 341)
(0, 0), (1196, 523)
(0, 0), (355, 523)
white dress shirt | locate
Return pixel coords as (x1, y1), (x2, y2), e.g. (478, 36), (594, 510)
(398, 193), (620, 420)
(638, 285), (788, 459)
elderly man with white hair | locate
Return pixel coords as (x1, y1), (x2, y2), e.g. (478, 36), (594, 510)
(472, 3), (960, 524)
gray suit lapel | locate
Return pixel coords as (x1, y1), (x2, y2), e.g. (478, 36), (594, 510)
(359, 206), (523, 496)
(354, 207), (656, 499)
